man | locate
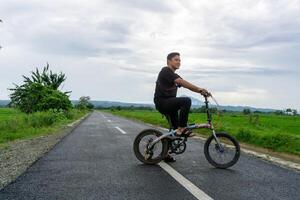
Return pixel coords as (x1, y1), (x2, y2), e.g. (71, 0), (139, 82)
(153, 52), (211, 162)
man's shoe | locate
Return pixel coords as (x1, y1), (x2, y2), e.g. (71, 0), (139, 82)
(175, 128), (195, 138)
(174, 127), (187, 137)
(184, 130), (195, 137)
(163, 154), (176, 162)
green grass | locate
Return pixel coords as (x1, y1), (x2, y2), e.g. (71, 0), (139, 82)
(0, 108), (89, 145)
(101, 109), (300, 156)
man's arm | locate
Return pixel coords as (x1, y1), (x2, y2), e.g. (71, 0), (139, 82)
(175, 78), (210, 95)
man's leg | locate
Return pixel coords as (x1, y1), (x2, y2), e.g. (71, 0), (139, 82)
(161, 110), (179, 163)
(160, 97), (192, 133)
(177, 97), (191, 128)
(160, 97), (191, 162)
(168, 110), (179, 130)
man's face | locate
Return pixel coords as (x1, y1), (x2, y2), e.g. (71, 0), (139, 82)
(168, 55), (181, 69)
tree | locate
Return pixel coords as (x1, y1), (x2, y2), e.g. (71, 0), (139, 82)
(274, 110), (283, 115)
(293, 110), (298, 115)
(75, 96), (94, 110)
(9, 64), (72, 113)
(22, 63), (70, 92)
(37, 87), (72, 111)
(243, 108), (251, 115)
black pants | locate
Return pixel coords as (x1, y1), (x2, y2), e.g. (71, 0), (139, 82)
(155, 97), (191, 129)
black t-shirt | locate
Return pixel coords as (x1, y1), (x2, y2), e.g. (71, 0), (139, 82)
(154, 66), (182, 104)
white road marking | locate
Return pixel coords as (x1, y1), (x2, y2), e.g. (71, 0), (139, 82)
(115, 126), (126, 134)
(158, 161), (213, 200)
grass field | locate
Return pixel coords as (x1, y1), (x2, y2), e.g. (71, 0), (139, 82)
(0, 108), (89, 147)
(102, 109), (300, 156)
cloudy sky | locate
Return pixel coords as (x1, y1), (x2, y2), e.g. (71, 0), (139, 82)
(0, 0), (299, 110)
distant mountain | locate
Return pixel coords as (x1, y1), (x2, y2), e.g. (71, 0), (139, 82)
(216, 105), (276, 113)
(0, 97), (277, 113)
(76, 96), (277, 113)
(0, 100), (10, 107)
(71, 100), (155, 108)
(180, 95), (204, 107)
(179, 95), (276, 112)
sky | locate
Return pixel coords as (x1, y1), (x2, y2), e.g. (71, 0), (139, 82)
(0, 0), (299, 111)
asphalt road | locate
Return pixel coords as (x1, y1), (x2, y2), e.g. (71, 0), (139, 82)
(0, 111), (299, 200)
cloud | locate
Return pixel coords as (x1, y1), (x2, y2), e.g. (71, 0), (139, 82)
(182, 66), (294, 77)
(0, 0), (300, 111)
(113, 0), (173, 13)
(119, 64), (294, 77)
(119, 67), (156, 75)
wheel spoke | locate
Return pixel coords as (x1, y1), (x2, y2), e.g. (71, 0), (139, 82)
(206, 134), (239, 167)
(138, 133), (163, 160)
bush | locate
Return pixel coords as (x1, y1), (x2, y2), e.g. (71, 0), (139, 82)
(236, 128), (252, 142)
(10, 83), (71, 113)
(9, 64), (72, 113)
(24, 110), (65, 128)
(0, 109), (88, 143)
(64, 110), (75, 119)
(37, 88), (72, 111)
(260, 133), (294, 150)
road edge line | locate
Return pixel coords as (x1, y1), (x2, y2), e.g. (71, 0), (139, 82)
(158, 161), (213, 200)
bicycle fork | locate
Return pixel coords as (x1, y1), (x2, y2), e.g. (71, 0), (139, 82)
(212, 128), (225, 152)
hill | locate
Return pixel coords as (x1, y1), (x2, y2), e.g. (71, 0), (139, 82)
(0, 97), (277, 112)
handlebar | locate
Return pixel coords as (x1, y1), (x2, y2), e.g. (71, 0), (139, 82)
(201, 93), (211, 99)
(201, 93), (221, 109)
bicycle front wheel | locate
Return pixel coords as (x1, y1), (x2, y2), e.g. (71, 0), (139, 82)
(204, 132), (240, 169)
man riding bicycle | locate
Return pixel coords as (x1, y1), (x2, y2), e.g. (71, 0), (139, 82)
(153, 52), (211, 162)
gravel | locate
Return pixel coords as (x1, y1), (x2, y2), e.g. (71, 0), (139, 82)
(0, 113), (90, 190)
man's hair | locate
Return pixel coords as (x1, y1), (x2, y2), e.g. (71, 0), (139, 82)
(167, 52), (180, 61)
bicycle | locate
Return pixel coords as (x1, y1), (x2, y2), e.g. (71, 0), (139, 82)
(133, 94), (240, 169)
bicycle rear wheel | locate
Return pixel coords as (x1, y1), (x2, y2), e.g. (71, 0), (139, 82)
(133, 129), (169, 165)
(204, 132), (240, 169)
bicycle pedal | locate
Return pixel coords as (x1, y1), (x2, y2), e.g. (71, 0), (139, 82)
(181, 130), (194, 138)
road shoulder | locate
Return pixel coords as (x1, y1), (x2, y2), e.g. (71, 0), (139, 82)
(0, 112), (91, 190)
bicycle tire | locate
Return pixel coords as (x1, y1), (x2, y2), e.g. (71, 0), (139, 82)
(133, 129), (169, 165)
(204, 132), (240, 169)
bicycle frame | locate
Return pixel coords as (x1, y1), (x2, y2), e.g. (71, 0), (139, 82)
(148, 95), (224, 150)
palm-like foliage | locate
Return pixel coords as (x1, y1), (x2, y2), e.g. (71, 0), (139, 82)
(8, 63), (72, 113)
(24, 63), (67, 90)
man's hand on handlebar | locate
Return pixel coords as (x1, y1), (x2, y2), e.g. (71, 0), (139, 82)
(197, 88), (211, 97)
